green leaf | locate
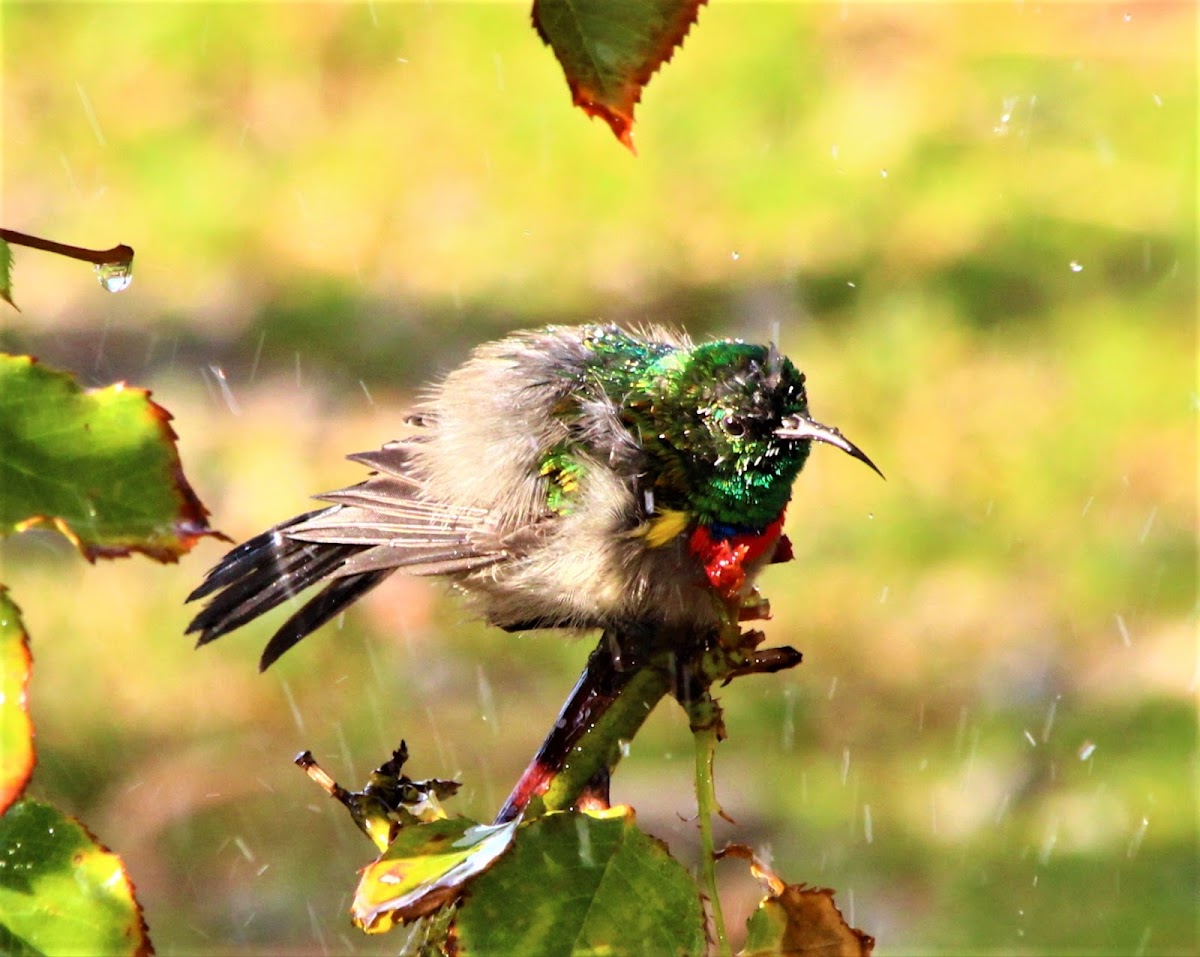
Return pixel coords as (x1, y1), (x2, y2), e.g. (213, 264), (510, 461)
(0, 799), (152, 956)
(0, 240), (13, 308)
(0, 355), (222, 562)
(457, 807), (706, 957)
(0, 589), (33, 815)
(353, 817), (519, 933)
(532, 0), (705, 151)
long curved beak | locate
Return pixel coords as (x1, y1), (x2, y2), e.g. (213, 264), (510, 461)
(776, 414), (885, 479)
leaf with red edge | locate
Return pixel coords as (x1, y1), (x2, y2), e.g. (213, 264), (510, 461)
(0, 354), (224, 562)
(0, 798), (153, 956)
(533, 0), (706, 152)
(0, 588), (33, 815)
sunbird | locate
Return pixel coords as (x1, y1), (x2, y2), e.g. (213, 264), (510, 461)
(187, 324), (881, 669)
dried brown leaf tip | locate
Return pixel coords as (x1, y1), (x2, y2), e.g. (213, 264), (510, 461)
(721, 844), (876, 956)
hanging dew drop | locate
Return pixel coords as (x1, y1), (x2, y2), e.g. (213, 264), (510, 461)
(95, 259), (133, 293)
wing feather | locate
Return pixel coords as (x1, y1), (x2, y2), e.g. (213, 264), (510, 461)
(186, 439), (509, 666)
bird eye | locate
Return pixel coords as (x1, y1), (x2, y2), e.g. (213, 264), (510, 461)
(722, 414), (747, 437)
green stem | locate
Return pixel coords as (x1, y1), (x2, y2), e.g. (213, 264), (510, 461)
(692, 722), (731, 957)
(494, 634), (674, 824)
(540, 662), (671, 813)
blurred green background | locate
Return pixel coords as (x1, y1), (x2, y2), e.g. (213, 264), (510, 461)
(2, 2), (1195, 954)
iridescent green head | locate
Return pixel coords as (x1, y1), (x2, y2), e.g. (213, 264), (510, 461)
(631, 340), (881, 529)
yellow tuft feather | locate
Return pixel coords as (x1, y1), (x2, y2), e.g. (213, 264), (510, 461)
(639, 508), (691, 548)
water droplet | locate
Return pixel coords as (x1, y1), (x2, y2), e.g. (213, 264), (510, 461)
(1022, 729), (1037, 748)
(730, 251), (740, 261)
(1078, 740), (1097, 761)
(993, 96), (1019, 135)
(880, 169), (889, 178)
(847, 281), (857, 288)
(94, 260), (133, 293)
(1123, 10), (1132, 21)
(1069, 260), (1084, 273)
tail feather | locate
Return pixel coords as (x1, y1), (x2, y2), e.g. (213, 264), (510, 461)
(187, 510), (326, 602)
(187, 519), (359, 647)
(185, 440), (510, 667)
(258, 570), (390, 671)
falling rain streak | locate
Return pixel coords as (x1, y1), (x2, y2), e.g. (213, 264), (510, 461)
(476, 665), (498, 733)
(208, 365), (242, 416)
(1126, 816), (1149, 858)
(1041, 695), (1060, 743)
(75, 81), (106, 145)
(1039, 817), (1058, 864)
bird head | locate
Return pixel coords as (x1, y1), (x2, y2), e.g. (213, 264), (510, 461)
(630, 340), (882, 527)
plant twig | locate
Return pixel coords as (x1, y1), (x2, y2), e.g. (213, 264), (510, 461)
(0, 228), (133, 267)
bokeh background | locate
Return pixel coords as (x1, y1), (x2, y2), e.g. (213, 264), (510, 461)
(2, 2), (1195, 954)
